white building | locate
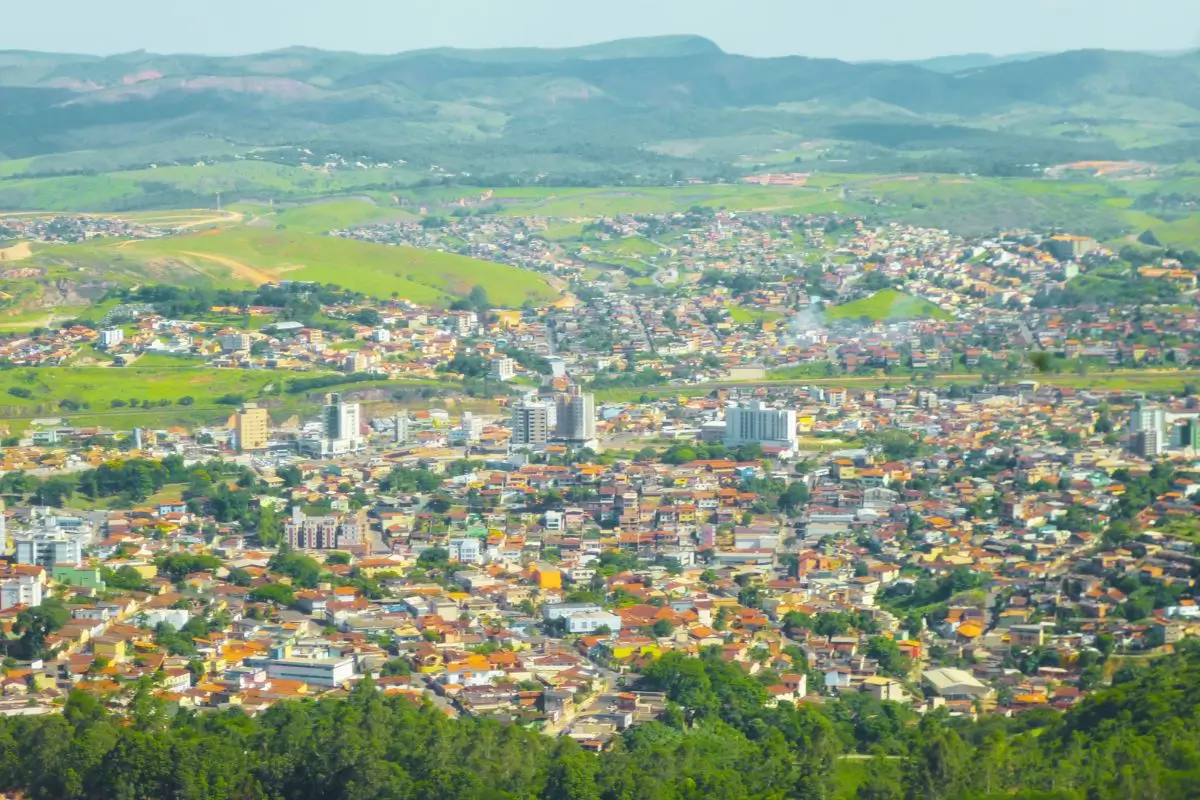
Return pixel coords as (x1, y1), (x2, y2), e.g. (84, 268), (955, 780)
(265, 657), (356, 688)
(457, 412), (483, 443)
(724, 400), (798, 454)
(301, 392), (366, 457)
(1130, 399), (1167, 457)
(98, 328), (124, 350)
(448, 537), (483, 564)
(14, 534), (82, 569)
(489, 356), (516, 382)
(0, 574), (43, 610)
(543, 603), (622, 634)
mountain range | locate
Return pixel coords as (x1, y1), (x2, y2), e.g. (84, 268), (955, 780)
(0, 35), (1198, 184)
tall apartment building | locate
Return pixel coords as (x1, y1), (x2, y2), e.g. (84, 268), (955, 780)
(511, 399), (551, 451)
(14, 534), (82, 569)
(98, 328), (124, 350)
(724, 400), (799, 453)
(235, 402), (271, 452)
(285, 508), (367, 550)
(489, 356), (516, 382)
(301, 392), (367, 458)
(0, 572), (43, 610)
(555, 385), (597, 447)
(1129, 399), (1167, 458)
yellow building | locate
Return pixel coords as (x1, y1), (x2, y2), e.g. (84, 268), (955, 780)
(236, 403), (271, 452)
(533, 564), (562, 591)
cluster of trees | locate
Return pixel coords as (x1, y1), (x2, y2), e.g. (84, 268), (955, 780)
(378, 467), (444, 494)
(448, 285), (491, 314)
(652, 442), (763, 465)
(0, 642), (1199, 798)
(118, 283), (366, 331)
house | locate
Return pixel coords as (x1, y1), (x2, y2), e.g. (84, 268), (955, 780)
(860, 676), (907, 703)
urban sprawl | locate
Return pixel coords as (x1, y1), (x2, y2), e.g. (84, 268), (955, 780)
(0, 208), (1197, 750)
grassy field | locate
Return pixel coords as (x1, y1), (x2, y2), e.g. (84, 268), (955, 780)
(40, 227), (558, 307)
(825, 289), (954, 322)
(0, 364), (456, 433)
(267, 200), (417, 233)
(727, 304), (784, 324)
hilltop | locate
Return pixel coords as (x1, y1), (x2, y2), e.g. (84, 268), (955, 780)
(0, 37), (1197, 201)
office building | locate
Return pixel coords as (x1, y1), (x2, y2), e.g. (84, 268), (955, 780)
(98, 328), (124, 350)
(14, 534), (82, 569)
(285, 507), (366, 551)
(555, 385), (597, 447)
(265, 657), (356, 688)
(1129, 399), (1167, 458)
(235, 402), (270, 452)
(724, 400), (799, 453)
(489, 356), (516, 382)
(511, 399), (551, 450)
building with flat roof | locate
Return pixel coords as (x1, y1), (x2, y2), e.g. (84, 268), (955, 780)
(235, 402), (270, 452)
(285, 508), (366, 551)
(511, 399), (550, 451)
(724, 400), (798, 454)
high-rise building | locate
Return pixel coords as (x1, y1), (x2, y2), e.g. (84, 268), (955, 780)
(555, 385), (597, 447)
(236, 402), (271, 452)
(724, 400), (799, 453)
(511, 399), (551, 450)
(1129, 399), (1167, 458)
(1175, 418), (1200, 452)
(489, 356), (516, 382)
(301, 393), (365, 457)
(394, 413), (410, 445)
(458, 411), (483, 443)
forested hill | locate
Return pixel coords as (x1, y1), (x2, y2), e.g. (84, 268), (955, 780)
(2, 641), (1200, 799)
(0, 37), (1198, 179)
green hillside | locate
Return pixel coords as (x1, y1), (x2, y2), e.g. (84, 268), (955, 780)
(826, 289), (954, 322)
(95, 227), (557, 307)
(0, 39), (1199, 192)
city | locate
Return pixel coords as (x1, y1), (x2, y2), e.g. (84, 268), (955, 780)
(0, 4), (1197, 798)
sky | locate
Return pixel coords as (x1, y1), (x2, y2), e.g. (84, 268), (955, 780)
(2, 0), (1197, 61)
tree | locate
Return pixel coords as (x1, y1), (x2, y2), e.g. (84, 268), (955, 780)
(380, 658), (412, 677)
(467, 285), (490, 313)
(249, 583), (296, 606)
(651, 619), (674, 638)
(778, 481), (809, 513)
(10, 599), (69, 659)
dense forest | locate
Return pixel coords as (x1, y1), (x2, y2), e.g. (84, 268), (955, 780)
(2, 641), (1199, 799)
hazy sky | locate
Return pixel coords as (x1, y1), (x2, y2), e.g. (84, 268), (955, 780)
(3, 0), (1197, 60)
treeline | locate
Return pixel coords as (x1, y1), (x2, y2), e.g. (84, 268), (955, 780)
(0, 457), (281, 541)
(2, 642), (1200, 798)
